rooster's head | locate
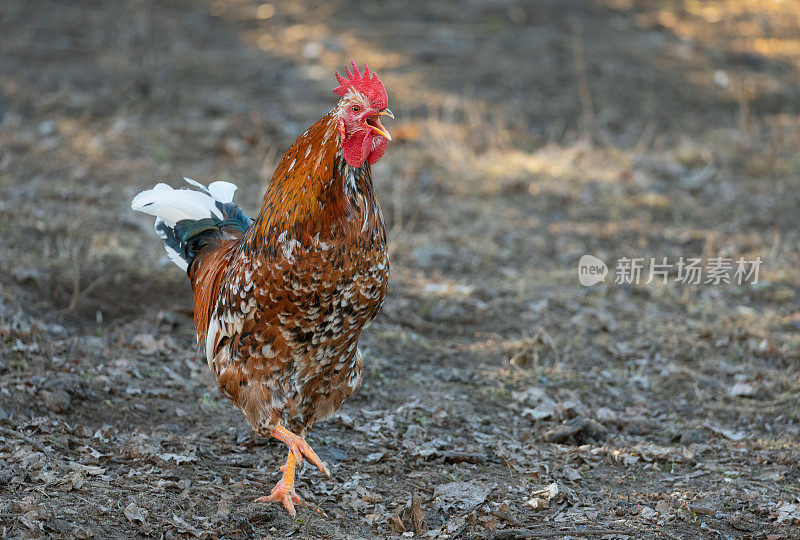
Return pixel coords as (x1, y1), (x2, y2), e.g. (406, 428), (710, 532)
(333, 61), (393, 168)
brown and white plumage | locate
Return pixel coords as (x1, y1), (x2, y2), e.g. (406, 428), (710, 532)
(204, 111), (389, 437)
(131, 62), (393, 515)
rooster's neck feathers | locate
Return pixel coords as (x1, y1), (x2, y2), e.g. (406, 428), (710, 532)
(247, 112), (380, 255)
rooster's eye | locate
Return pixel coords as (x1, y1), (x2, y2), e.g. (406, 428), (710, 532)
(352, 105), (360, 113)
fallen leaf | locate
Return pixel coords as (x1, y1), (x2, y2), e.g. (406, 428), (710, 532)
(774, 501), (799, 524)
(704, 423), (746, 441)
(411, 493), (427, 535)
(215, 498), (230, 519)
(67, 469), (86, 490)
(443, 514), (466, 535)
(525, 482), (558, 509)
(388, 513), (405, 532)
(68, 462), (106, 476)
(123, 502), (148, 531)
(156, 452), (197, 464)
(433, 482), (491, 512)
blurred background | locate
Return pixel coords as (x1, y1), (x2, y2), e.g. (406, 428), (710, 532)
(1, 0), (799, 537)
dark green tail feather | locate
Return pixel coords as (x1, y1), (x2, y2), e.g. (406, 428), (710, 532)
(157, 201), (253, 272)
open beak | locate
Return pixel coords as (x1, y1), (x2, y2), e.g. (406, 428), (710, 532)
(367, 109), (394, 141)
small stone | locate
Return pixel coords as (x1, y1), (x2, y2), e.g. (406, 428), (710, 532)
(655, 499), (671, 514)
(728, 382), (755, 397)
(679, 429), (706, 445)
(562, 467), (582, 482)
(640, 506), (657, 519)
(542, 417), (607, 444)
(42, 390), (71, 413)
(365, 452), (384, 463)
(595, 407), (618, 424)
(622, 419), (650, 435)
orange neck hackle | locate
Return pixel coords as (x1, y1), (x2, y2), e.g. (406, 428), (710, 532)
(247, 112), (377, 255)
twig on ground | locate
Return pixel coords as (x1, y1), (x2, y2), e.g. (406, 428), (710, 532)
(550, 501), (569, 522)
(490, 509), (524, 528)
(689, 504), (717, 516)
(303, 473), (349, 534)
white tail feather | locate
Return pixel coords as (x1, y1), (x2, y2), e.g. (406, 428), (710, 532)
(131, 179), (238, 227)
(181, 177), (237, 204)
(207, 181), (237, 203)
(131, 178), (240, 270)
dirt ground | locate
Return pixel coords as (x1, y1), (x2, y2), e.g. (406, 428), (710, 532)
(2, 0), (800, 538)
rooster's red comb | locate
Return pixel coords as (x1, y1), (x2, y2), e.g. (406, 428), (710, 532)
(333, 61), (388, 110)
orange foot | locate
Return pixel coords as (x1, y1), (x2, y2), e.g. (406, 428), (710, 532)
(256, 452), (303, 515)
(255, 425), (330, 516)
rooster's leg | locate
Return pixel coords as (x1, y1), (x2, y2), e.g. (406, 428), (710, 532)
(255, 425), (330, 516)
(270, 424), (330, 477)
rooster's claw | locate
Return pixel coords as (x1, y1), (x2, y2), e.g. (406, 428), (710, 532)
(256, 479), (303, 516)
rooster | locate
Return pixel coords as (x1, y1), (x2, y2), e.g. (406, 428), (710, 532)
(131, 62), (392, 515)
